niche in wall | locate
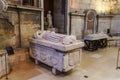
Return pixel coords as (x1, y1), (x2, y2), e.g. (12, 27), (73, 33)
(23, 0), (34, 6)
(8, 0), (39, 7)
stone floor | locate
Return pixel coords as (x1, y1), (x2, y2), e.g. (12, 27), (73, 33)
(1, 47), (120, 80)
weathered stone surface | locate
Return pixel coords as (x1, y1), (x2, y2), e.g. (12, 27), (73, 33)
(71, 16), (84, 39)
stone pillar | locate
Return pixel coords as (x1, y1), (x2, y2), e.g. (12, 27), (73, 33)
(67, 0), (70, 34)
(40, 0), (44, 31)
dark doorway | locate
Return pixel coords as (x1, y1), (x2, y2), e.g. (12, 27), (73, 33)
(44, 0), (54, 18)
(44, 0), (54, 30)
(44, 0), (66, 33)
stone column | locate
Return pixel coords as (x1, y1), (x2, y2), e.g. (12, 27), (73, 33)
(40, 0), (44, 31)
(66, 0), (70, 35)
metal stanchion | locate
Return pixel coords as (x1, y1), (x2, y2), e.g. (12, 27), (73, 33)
(116, 48), (120, 69)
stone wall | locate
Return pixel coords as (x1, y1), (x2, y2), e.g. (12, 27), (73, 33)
(70, 0), (120, 14)
(71, 15), (84, 39)
(20, 11), (40, 47)
(69, 0), (120, 39)
(70, 15), (115, 39)
(0, 11), (16, 49)
(111, 15), (120, 34)
(0, 9), (41, 48)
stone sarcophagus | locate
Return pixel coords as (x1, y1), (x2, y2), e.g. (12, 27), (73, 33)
(29, 31), (84, 74)
(84, 32), (108, 51)
(0, 50), (10, 78)
(83, 9), (108, 51)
